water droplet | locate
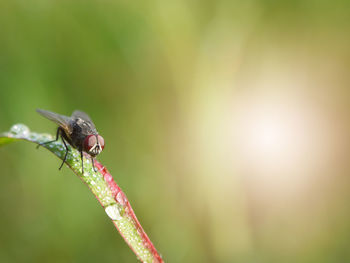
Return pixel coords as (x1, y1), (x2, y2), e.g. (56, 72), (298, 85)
(41, 133), (52, 140)
(104, 173), (113, 182)
(137, 227), (143, 236)
(124, 206), (130, 214)
(116, 191), (127, 206)
(105, 204), (122, 220)
(28, 133), (38, 140)
(9, 124), (30, 137)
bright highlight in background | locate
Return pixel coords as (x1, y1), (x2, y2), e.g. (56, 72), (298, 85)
(233, 95), (308, 173)
(247, 114), (293, 157)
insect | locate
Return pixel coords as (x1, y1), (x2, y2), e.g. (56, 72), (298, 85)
(36, 109), (105, 173)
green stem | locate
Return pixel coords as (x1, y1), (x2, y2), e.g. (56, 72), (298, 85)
(0, 124), (163, 263)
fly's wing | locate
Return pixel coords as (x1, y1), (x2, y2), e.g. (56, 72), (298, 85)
(72, 110), (94, 124)
(72, 110), (98, 134)
(36, 109), (72, 134)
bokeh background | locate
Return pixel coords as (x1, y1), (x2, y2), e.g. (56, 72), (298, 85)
(0, 1), (350, 262)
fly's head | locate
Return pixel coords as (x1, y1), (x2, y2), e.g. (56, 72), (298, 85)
(83, 134), (105, 157)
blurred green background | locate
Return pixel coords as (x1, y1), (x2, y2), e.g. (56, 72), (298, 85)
(0, 0), (350, 262)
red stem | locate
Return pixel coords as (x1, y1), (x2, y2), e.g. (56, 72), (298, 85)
(94, 161), (164, 263)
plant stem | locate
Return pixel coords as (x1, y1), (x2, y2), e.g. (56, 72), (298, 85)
(0, 124), (163, 263)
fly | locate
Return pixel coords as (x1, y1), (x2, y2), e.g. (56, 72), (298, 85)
(36, 109), (105, 173)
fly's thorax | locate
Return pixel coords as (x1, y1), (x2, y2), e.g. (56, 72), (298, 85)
(69, 118), (95, 149)
(83, 134), (105, 157)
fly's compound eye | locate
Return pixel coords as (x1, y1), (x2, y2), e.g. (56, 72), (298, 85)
(97, 135), (105, 150)
(84, 135), (97, 152)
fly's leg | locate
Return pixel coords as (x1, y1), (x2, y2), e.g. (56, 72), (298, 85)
(36, 127), (60, 149)
(59, 133), (69, 170)
(91, 156), (97, 172)
(37, 127), (70, 171)
(80, 151), (84, 174)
